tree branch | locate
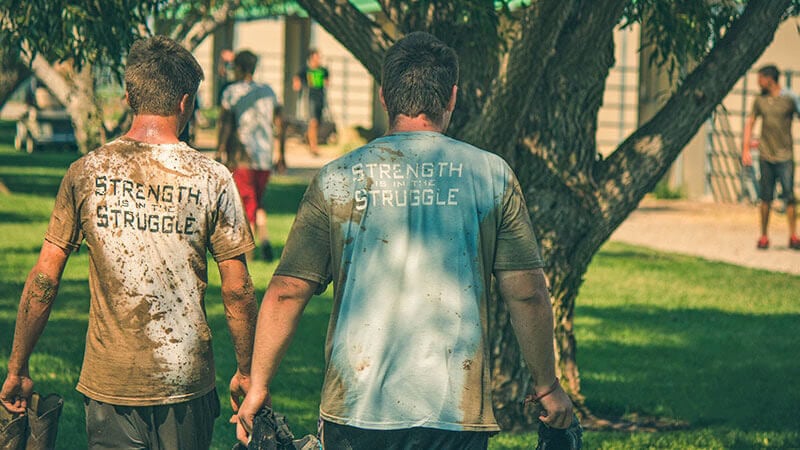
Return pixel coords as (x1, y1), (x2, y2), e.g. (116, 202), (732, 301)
(25, 53), (71, 108)
(462, 0), (578, 151)
(295, 0), (395, 81)
(598, 0), (792, 231)
(180, 0), (241, 51)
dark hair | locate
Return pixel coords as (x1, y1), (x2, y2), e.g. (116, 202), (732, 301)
(125, 36), (203, 116)
(758, 65), (780, 83)
(234, 50), (258, 75)
(381, 32), (459, 126)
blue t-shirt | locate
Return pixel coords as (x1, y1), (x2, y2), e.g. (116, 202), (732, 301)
(275, 131), (544, 431)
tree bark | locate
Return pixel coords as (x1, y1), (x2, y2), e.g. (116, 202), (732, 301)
(0, 47), (30, 108)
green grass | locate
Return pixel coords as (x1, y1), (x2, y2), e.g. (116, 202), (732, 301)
(1, 123), (799, 448)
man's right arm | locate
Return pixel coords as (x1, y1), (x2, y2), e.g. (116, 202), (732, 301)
(495, 268), (573, 429)
(235, 275), (318, 444)
(742, 114), (756, 167)
(1, 241), (70, 413)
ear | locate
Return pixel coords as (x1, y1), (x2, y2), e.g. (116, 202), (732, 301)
(379, 86), (387, 111)
(447, 85), (458, 112)
(178, 93), (191, 114)
(124, 91), (130, 107)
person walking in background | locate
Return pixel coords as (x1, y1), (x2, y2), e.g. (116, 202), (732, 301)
(0, 36), (258, 449)
(218, 50), (286, 261)
(293, 49), (329, 157)
(237, 32), (574, 449)
(742, 64), (800, 250)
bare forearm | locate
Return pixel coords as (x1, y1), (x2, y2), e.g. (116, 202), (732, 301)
(249, 276), (315, 392)
(496, 269), (559, 389)
(8, 271), (59, 375)
(742, 117), (755, 154)
(223, 277), (258, 375)
(506, 289), (558, 388)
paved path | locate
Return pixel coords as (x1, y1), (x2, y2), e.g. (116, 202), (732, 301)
(610, 199), (800, 275)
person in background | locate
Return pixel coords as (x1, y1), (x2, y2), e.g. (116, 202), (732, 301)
(293, 49), (329, 157)
(218, 50), (286, 261)
(742, 64), (799, 250)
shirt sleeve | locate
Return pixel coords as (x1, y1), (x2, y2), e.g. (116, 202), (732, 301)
(751, 97), (762, 118)
(274, 174), (332, 293)
(493, 171), (544, 271)
(208, 173), (255, 262)
(44, 164), (82, 251)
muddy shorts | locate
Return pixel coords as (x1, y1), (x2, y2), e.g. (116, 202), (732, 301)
(84, 388), (220, 450)
(320, 419), (491, 450)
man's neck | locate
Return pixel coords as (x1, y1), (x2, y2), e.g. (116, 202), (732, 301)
(125, 114), (181, 144)
(387, 114), (444, 134)
(768, 84), (782, 97)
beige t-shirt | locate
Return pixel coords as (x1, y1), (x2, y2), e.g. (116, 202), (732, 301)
(45, 138), (254, 406)
(752, 93), (798, 163)
(275, 131), (544, 431)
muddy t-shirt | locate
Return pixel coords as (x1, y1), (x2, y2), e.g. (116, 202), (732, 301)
(752, 92), (798, 162)
(275, 131), (544, 431)
(45, 137), (254, 406)
(221, 81), (278, 170)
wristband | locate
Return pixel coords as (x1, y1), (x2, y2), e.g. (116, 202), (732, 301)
(523, 378), (560, 405)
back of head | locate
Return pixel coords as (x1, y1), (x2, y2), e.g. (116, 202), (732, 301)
(234, 50), (259, 76)
(758, 64), (780, 83)
(381, 31), (459, 126)
(125, 36), (204, 116)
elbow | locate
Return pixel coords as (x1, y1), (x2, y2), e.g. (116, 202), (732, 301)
(222, 279), (256, 305)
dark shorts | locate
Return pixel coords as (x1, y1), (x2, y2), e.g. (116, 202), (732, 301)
(320, 420), (491, 450)
(232, 168), (271, 223)
(759, 159), (796, 204)
(308, 93), (325, 122)
(84, 389), (220, 450)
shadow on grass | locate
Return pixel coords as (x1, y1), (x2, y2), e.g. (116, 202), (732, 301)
(265, 181), (308, 215)
(577, 305), (800, 433)
(0, 211), (51, 223)
(0, 173), (67, 197)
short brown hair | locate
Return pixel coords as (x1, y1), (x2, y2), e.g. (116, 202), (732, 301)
(234, 50), (258, 76)
(125, 36), (204, 115)
(381, 32), (459, 126)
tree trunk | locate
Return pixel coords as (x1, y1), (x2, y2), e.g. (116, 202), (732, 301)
(0, 47), (30, 108)
(67, 66), (106, 153)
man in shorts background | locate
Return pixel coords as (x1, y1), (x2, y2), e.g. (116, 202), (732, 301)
(742, 64), (799, 250)
(218, 50), (285, 261)
(1, 36), (259, 449)
(293, 49), (329, 157)
(237, 32), (573, 449)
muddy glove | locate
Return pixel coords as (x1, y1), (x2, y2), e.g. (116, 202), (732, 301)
(232, 406), (320, 450)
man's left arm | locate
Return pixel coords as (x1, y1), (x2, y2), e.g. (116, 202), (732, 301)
(235, 275), (318, 444)
(218, 255), (258, 415)
(1, 241), (70, 413)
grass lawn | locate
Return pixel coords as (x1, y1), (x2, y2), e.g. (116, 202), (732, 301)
(1, 125), (798, 449)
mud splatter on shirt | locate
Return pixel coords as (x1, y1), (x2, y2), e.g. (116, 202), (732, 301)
(275, 131), (543, 431)
(45, 137), (254, 406)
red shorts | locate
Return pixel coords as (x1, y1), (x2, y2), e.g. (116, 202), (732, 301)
(232, 168), (271, 223)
